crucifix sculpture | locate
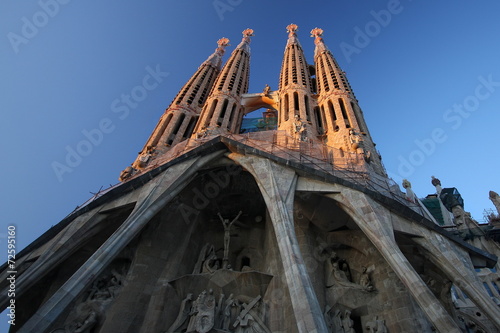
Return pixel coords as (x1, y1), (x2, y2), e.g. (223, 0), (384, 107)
(217, 211), (242, 269)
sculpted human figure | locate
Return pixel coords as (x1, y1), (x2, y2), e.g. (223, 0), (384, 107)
(218, 211), (242, 268)
(359, 266), (374, 291)
(342, 310), (355, 333)
(402, 179), (417, 203)
(73, 310), (98, 333)
(332, 309), (343, 333)
(323, 305), (334, 332)
(376, 317), (388, 333)
(340, 260), (352, 282)
(222, 294), (235, 330)
(187, 290), (207, 332)
(263, 84), (270, 95)
(166, 293), (193, 332)
(349, 129), (362, 150)
(366, 315), (387, 333)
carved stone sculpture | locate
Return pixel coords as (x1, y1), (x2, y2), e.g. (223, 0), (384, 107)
(340, 259), (352, 282)
(366, 315), (387, 333)
(359, 266), (374, 292)
(342, 310), (355, 333)
(118, 166), (135, 181)
(402, 179), (417, 203)
(166, 293), (193, 333)
(185, 290), (216, 333)
(490, 190), (500, 214)
(262, 84), (270, 95)
(218, 211), (242, 269)
(234, 296), (271, 333)
(323, 305), (345, 333)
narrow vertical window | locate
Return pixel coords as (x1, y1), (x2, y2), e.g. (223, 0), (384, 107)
(339, 98), (350, 128)
(168, 113), (186, 145)
(351, 101), (364, 132)
(218, 99), (229, 126)
(182, 116), (197, 139)
(205, 99), (218, 127)
(152, 113), (173, 146)
(314, 106), (323, 133)
(284, 94), (289, 122)
(293, 92), (299, 117)
(304, 95), (311, 121)
(227, 104), (237, 131)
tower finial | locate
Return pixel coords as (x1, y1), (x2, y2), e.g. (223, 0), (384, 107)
(203, 37), (230, 68)
(217, 37), (230, 49)
(242, 28), (254, 38)
(286, 24), (298, 37)
(310, 27), (324, 44)
(235, 29), (253, 52)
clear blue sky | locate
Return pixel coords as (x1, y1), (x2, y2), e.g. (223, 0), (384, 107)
(1, 0), (499, 286)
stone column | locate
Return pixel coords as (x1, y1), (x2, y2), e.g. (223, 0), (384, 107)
(414, 234), (500, 330)
(228, 153), (328, 333)
(18, 151), (224, 333)
(330, 189), (461, 333)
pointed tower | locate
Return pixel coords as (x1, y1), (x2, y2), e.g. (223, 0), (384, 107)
(278, 24), (318, 139)
(192, 29), (253, 137)
(126, 38), (230, 175)
(311, 28), (385, 175)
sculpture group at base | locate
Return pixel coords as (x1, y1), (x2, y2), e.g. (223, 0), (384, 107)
(166, 291), (270, 333)
(326, 252), (376, 292)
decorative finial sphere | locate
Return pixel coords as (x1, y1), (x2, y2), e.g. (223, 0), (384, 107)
(431, 176), (441, 187)
(286, 24), (298, 34)
(310, 27), (324, 37)
(217, 38), (230, 47)
(242, 28), (254, 37)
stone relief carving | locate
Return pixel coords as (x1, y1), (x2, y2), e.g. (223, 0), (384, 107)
(366, 315), (387, 333)
(323, 306), (357, 333)
(342, 310), (356, 333)
(166, 291), (270, 333)
(326, 253), (375, 292)
(51, 262), (129, 333)
(219, 211), (242, 269)
(359, 266), (374, 292)
(119, 166), (135, 181)
(323, 305), (343, 333)
(166, 293), (194, 333)
(292, 115), (309, 142)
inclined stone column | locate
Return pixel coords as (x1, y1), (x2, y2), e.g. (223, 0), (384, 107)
(330, 189), (462, 333)
(228, 153), (328, 333)
(18, 151), (224, 333)
(414, 234), (500, 330)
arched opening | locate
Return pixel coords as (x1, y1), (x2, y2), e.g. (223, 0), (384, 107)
(240, 108), (277, 133)
(241, 256), (251, 269)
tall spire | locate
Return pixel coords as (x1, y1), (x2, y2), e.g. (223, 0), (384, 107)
(119, 38), (229, 180)
(278, 24), (317, 139)
(192, 29), (253, 137)
(311, 27), (385, 176)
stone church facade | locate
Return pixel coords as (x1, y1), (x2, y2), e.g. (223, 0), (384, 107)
(2, 25), (500, 333)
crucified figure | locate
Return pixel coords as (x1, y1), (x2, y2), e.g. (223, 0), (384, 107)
(218, 211), (242, 269)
